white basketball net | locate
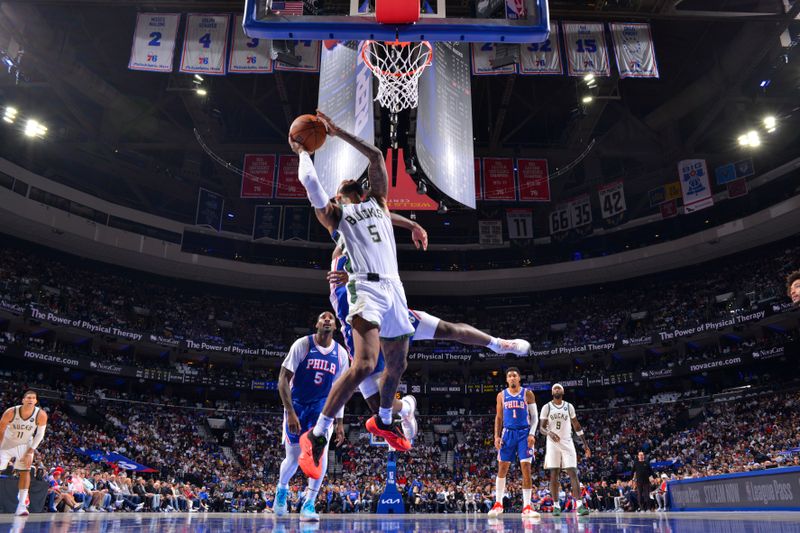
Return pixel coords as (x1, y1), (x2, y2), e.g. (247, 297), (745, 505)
(362, 40), (433, 114)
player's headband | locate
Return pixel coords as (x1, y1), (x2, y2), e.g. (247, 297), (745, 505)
(552, 383), (564, 391)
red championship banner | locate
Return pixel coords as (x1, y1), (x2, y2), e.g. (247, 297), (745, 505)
(475, 158), (483, 201)
(517, 158), (550, 202)
(275, 155), (305, 199)
(482, 157), (516, 201)
(241, 154), (276, 198)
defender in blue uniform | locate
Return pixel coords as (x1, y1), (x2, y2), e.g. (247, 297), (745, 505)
(328, 232), (532, 443)
(274, 311), (349, 521)
(488, 367), (540, 518)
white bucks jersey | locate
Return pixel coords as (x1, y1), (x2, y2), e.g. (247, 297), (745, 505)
(541, 401), (575, 445)
(337, 197), (399, 277)
(2, 406), (40, 447)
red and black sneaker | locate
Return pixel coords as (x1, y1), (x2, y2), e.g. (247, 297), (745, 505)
(298, 430), (329, 480)
(365, 415), (412, 452)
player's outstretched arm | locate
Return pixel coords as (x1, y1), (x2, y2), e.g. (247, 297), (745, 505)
(316, 110), (388, 203)
(288, 136), (341, 234)
(494, 392), (504, 450)
(277, 367), (300, 434)
(390, 212), (428, 250)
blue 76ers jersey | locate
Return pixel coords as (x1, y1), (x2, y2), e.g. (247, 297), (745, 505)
(291, 335), (342, 405)
(503, 388), (530, 430)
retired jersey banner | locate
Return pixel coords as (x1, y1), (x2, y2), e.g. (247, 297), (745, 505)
(252, 205), (282, 241)
(241, 154), (276, 198)
(678, 159), (714, 213)
(563, 22), (610, 77)
(276, 155), (304, 199)
(517, 158), (550, 201)
(506, 208), (533, 240)
(179, 14), (230, 75)
(569, 194), (593, 227)
(475, 158), (483, 201)
(483, 158), (516, 201)
(195, 188), (224, 230)
(129, 13), (180, 72)
(609, 22), (659, 79)
(471, 43), (517, 76)
(274, 40), (321, 72)
(549, 204), (572, 235)
(519, 24), (563, 75)
(229, 14), (273, 73)
(598, 180), (626, 219)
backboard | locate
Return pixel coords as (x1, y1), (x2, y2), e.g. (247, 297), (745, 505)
(243, 0), (550, 44)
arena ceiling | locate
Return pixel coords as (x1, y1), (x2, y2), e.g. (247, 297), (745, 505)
(0, 0), (798, 233)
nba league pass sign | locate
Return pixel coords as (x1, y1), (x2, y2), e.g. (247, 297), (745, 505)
(677, 159), (714, 213)
(128, 13), (180, 72)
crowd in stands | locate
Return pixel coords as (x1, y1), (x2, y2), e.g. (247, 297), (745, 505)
(1, 238), (797, 361)
(1, 366), (798, 515)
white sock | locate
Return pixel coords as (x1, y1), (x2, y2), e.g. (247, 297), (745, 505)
(577, 498), (583, 508)
(18, 489), (28, 505)
(312, 414), (334, 437)
(487, 337), (503, 353)
(378, 407), (393, 425)
(523, 489), (532, 507)
(495, 477), (506, 505)
(399, 398), (412, 418)
(277, 483), (288, 491)
(306, 487), (319, 503)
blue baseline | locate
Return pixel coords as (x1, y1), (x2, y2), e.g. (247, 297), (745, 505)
(668, 466), (800, 512)
(243, 0), (550, 43)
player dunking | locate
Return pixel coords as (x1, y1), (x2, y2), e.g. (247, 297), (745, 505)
(329, 241), (531, 440)
(539, 384), (590, 516)
(487, 368), (539, 518)
(274, 312), (349, 521)
(289, 111), (415, 480)
(787, 270), (800, 306)
(0, 390), (48, 516)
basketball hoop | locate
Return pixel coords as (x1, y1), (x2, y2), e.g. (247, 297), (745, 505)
(361, 40), (433, 114)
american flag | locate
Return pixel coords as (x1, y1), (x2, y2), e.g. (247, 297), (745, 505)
(271, 1), (304, 15)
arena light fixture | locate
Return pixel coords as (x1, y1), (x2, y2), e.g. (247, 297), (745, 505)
(737, 134), (749, 146)
(581, 96), (593, 104)
(763, 115), (776, 132)
(194, 74), (204, 82)
(24, 118), (47, 138)
(746, 130), (760, 147)
(3, 106), (17, 123)
(196, 88), (207, 96)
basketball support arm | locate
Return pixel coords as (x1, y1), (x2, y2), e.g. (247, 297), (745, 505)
(298, 152), (330, 210)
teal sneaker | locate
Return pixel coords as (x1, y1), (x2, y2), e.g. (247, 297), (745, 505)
(553, 505), (561, 517)
(299, 498), (319, 522)
(274, 487), (289, 516)
(578, 505), (590, 516)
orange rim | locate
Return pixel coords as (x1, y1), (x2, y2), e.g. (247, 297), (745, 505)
(361, 40), (433, 78)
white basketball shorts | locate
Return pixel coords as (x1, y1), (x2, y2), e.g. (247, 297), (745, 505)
(544, 440), (578, 470)
(346, 276), (415, 339)
(0, 444), (30, 470)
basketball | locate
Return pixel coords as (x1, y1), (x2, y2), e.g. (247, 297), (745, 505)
(289, 114), (327, 153)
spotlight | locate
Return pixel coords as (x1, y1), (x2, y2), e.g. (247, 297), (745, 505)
(437, 201), (448, 215)
(759, 79), (770, 88)
(738, 134), (749, 146)
(416, 180), (427, 195)
(583, 73), (595, 83)
(194, 74), (204, 81)
(24, 119), (46, 138)
(196, 88), (207, 96)
(581, 96), (593, 104)
(4, 106), (17, 123)
(763, 115), (776, 132)
(746, 130), (760, 147)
